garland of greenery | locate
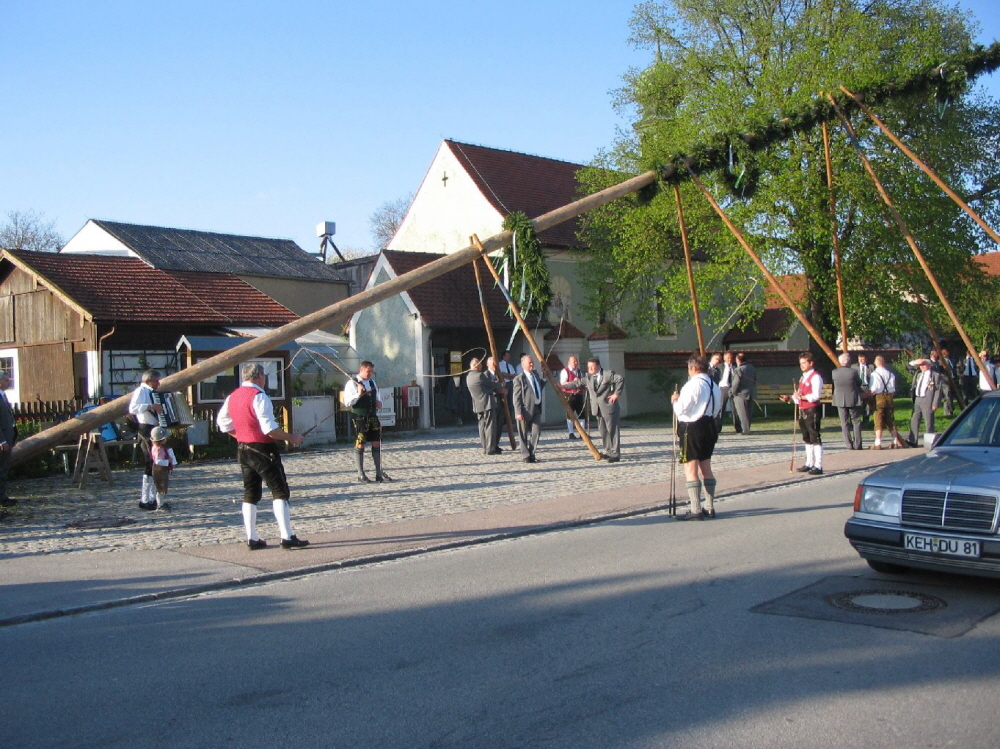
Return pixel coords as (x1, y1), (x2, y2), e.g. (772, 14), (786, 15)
(643, 41), (1000, 189)
(496, 211), (551, 316)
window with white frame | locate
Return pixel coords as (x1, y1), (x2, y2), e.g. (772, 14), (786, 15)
(195, 357), (285, 403)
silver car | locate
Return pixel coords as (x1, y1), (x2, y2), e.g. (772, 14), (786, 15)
(845, 390), (1000, 578)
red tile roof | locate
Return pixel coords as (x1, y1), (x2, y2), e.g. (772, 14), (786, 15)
(446, 141), (586, 250)
(543, 319), (586, 340)
(724, 308), (794, 344)
(4, 250), (297, 325)
(381, 250), (538, 331)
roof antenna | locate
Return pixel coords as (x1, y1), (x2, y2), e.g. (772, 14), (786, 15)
(316, 221), (345, 263)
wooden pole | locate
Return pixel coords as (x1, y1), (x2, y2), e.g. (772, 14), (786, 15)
(840, 85), (1000, 249)
(685, 169), (841, 368)
(472, 255), (517, 449)
(11, 170), (659, 466)
(471, 235), (603, 461)
(821, 120), (850, 352)
(828, 95), (996, 390)
(673, 185), (705, 355)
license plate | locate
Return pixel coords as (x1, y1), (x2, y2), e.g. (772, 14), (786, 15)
(904, 534), (981, 558)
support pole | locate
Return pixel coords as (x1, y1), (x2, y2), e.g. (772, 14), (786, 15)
(472, 235), (603, 461)
(686, 169), (841, 368)
(841, 85), (1000, 249)
(673, 185), (705, 356)
(821, 120), (850, 352)
(11, 171), (658, 466)
(828, 95), (996, 390)
(472, 255), (517, 449)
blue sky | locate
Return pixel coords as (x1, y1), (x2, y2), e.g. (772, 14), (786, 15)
(2, 1), (998, 255)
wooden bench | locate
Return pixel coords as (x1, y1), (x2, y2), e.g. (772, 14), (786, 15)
(754, 383), (834, 417)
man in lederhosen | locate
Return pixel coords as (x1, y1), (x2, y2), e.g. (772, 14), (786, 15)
(344, 360), (392, 483)
(217, 362), (308, 550)
(672, 355), (723, 521)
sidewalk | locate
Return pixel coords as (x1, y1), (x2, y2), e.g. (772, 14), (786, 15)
(0, 424), (913, 625)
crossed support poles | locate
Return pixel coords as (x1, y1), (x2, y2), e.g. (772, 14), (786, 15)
(471, 235), (604, 462)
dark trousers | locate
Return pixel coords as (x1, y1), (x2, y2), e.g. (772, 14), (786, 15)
(838, 406), (863, 449)
(518, 408), (541, 459)
(238, 442), (290, 504)
(476, 409), (497, 453)
(799, 406), (822, 444)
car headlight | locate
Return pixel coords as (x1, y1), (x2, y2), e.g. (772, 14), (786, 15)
(857, 484), (902, 517)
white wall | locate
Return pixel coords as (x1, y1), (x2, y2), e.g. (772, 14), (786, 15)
(388, 142), (504, 254)
(60, 220), (134, 256)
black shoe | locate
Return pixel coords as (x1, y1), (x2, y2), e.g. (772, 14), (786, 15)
(795, 465), (812, 473)
(606, 456), (620, 463)
(247, 538), (267, 550)
(156, 502), (171, 511)
(523, 456), (537, 463)
(281, 535), (309, 549)
(138, 501), (156, 511)
(703, 508), (716, 519)
(677, 511), (704, 521)
(808, 468), (824, 476)
(568, 434), (578, 440)
(358, 475), (372, 484)
(375, 473), (393, 482)
(487, 449), (502, 455)
(0, 497), (17, 507)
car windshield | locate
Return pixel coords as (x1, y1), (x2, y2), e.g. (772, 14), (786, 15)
(940, 397), (1000, 447)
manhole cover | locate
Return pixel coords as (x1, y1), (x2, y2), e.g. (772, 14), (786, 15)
(826, 589), (947, 615)
(65, 516), (138, 530)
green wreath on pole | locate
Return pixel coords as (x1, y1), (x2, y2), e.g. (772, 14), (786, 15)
(497, 211), (551, 317)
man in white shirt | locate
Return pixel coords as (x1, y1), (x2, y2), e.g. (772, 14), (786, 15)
(907, 358), (942, 446)
(344, 360), (390, 483)
(671, 355), (723, 521)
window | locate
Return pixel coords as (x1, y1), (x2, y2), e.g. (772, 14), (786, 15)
(196, 357), (285, 403)
(655, 299), (677, 340)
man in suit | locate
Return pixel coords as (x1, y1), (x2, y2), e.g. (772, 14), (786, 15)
(832, 352), (865, 450)
(467, 357), (505, 455)
(938, 348), (957, 415)
(908, 358), (942, 446)
(0, 369), (17, 508)
(717, 351), (736, 432)
(852, 352), (873, 423)
(512, 354), (545, 463)
(730, 352), (757, 435)
(585, 357), (625, 462)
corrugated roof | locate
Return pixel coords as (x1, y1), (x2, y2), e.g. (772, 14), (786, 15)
(5, 249), (298, 325)
(91, 219), (347, 282)
(380, 250), (533, 330)
(446, 141), (586, 250)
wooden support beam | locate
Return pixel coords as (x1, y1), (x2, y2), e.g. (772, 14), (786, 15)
(11, 170), (658, 466)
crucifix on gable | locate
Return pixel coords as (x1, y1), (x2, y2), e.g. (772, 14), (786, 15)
(441, 171), (448, 186)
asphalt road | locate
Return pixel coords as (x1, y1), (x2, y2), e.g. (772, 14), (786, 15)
(4, 472), (1000, 748)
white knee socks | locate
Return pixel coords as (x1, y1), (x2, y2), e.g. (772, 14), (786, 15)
(242, 503), (259, 541)
(273, 499), (292, 541)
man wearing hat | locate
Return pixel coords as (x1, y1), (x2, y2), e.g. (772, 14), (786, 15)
(907, 358), (942, 447)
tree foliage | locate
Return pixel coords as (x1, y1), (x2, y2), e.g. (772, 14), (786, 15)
(580, 0), (1000, 354)
(0, 209), (63, 252)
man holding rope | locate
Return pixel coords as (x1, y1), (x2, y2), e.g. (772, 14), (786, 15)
(217, 362), (308, 550)
(344, 360), (391, 483)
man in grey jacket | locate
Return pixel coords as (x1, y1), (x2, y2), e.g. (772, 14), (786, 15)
(832, 352), (865, 450)
(512, 354), (546, 463)
(730, 352), (757, 435)
(907, 357), (942, 446)
(585, 357), (625, 462)
(467, 357), (505, 455)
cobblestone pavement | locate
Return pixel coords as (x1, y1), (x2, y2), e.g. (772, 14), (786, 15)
(1, 424), (849, 557)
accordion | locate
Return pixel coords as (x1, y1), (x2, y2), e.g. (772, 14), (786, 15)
(150, 390), (194, 428)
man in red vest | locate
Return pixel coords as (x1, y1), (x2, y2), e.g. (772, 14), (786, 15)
(217, 362), (308, 550)
(780, 351), (825, 475)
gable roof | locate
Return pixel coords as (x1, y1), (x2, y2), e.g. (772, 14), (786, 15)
(446, 141), (587, 250)
(379, 250), (538, 330)
(3, 249), (298, 325)
(84, 219), (346, 282)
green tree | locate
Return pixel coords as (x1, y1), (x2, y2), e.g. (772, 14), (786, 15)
(580, 0), (1000, 353)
